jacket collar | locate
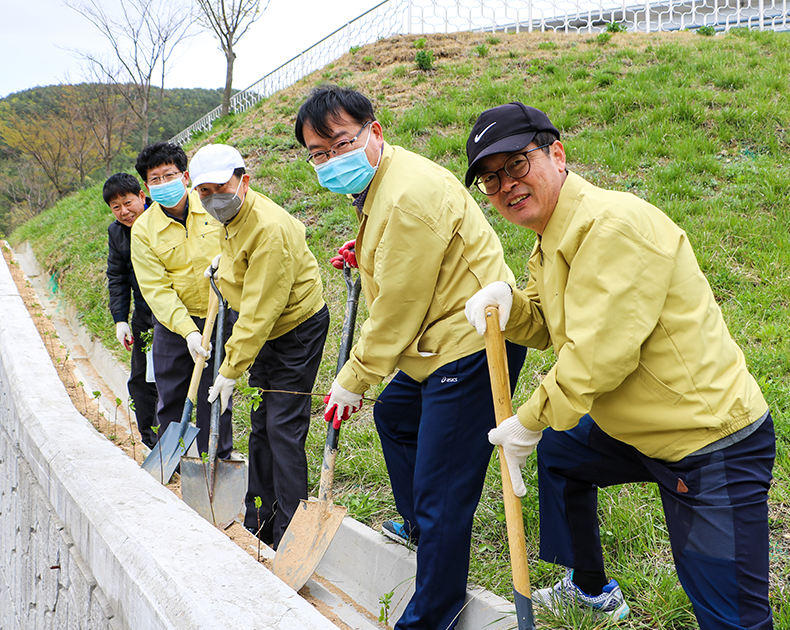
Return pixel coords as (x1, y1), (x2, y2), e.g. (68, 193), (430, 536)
(223, 190), (255, 239)
(359, 142), (394, 217)
(539, 171), (585, 261)
(150, 190), (212, 233)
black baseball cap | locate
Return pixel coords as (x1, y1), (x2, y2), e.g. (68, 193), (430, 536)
(465, 103), (560, 187)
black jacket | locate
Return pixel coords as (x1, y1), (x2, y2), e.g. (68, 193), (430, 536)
(107, 216), (153, 329)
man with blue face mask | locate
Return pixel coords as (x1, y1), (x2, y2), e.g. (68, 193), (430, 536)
(295, 85), (528, 630)
(131, 141), (234, 461)
(189, 144), (329, 549)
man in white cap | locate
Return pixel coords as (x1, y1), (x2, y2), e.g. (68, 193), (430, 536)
(189, 143), (329, 549)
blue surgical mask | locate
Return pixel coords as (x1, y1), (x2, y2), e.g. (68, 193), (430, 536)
(149, 177), (186, 208)
(313, 130), (380, 195)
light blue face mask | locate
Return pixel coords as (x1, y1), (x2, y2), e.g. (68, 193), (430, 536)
(313, 128), (380, 195)
(149, 177), (186, 208)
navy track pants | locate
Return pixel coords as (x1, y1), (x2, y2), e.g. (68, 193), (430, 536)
(537, 413), (775, 630)
(376, 343), (527, 630)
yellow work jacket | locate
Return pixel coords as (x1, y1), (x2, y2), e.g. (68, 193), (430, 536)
(215, 190), (325, 379)
(508, 172), (768, 461)
(130, 191), (222, 338)
(337, 142), (516, 394)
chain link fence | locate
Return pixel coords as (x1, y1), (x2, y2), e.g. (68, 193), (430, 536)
(170, 0), (788, 145)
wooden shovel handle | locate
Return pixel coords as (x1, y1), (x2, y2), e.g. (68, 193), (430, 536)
(483, 305), (531, 596)
(186, 288), (219, 404)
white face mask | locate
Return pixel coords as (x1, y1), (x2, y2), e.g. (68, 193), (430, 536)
(200, 178), (243, 224)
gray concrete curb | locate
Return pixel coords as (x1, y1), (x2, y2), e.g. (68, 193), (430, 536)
(0, 251), (340, 630)
(7, 242), (521, 630)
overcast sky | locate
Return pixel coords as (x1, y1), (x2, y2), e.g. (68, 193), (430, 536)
(1, 0), (380, 99)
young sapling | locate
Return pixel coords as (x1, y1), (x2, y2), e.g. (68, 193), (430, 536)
(127, 397), (137, 460)
(92, 390), (101, 428)
(254, 496), (263, 561)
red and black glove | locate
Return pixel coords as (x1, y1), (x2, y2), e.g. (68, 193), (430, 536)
(329, 239), (357, 270)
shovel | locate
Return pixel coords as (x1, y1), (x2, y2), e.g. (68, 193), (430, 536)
(141, 286), (218, 484)
(483, 305), (535, 630)
(180, 270), (247, 529)
(273, 261), (362, 591)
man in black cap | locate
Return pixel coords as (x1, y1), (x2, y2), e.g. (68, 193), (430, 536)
(463, 103), (774, 629)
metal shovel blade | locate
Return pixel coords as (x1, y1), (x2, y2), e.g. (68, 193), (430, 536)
(141, 418), (199, 484)
(180, 456), (247, 529)
(272, 498), (348, 590)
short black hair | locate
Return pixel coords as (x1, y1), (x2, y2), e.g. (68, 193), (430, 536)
(533, 130), (559, 156)
(103, 172), (142, 205)
(294, 85), (376, 147)
(135, 141), (188, 181)
(233, 167), (246, 178)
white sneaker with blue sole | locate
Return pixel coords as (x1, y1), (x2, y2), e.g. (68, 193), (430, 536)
(533, 569), (630, 620)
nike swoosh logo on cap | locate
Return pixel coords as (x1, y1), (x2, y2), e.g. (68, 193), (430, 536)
(474, 122), (497, 143)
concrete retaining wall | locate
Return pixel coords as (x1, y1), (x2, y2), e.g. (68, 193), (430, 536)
(0, 253), (339, 629)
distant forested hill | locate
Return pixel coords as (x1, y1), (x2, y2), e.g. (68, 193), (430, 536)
(0, 84), (223, 234)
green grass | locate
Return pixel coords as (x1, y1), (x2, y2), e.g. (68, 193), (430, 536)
(10, 28), (790, 628)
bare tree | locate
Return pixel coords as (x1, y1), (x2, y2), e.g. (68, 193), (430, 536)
(194, 0), (269, 117)
(79, 64), (137, 177)
(0, 105), (79, 198)
(67, 0), (194, 147)
(0, 157), (59, 230)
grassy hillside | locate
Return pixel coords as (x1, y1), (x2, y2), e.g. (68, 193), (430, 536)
(12, 28), (790, 628)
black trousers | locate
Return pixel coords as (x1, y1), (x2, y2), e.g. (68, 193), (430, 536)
(152, 316), (233, 459)
(129, 315), (158, 449)
(243, 306), (329, 548)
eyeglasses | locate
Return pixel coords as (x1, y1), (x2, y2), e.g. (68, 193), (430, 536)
(307, 121), (372, 165)
(147, 171), (182, 186)
(474, 144), (552, 196)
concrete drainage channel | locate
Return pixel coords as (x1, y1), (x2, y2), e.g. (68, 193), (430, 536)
(10, 242), (518, 630)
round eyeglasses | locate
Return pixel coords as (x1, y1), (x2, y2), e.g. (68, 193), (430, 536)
(474, 144), (551, 196)
(306, 121), (373, 165)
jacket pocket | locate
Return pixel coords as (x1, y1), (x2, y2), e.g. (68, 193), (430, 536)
(635, 361), (682, 406)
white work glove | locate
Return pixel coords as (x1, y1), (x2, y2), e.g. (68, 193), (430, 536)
(186, 331), (211, 364)
(465, 281), (513, 336)
(323, 379), (363, 430)
(208, 374), (236, 413)
(115, 321), (133, 350)
(488, 415), (543, 498)
(204, 254), (222, 279)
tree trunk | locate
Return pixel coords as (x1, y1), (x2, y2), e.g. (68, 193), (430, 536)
(222, 48), (236, 118)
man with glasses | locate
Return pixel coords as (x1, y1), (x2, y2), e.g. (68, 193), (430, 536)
(188, 143), (329, 548)
(294, 85), (527, 630)
(131, 141), (234, 461)
(464, 103), (773, 629)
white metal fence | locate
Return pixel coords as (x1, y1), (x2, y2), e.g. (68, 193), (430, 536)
(170, 0), (789, 145)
